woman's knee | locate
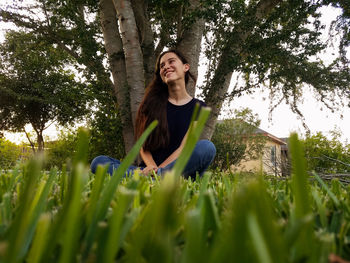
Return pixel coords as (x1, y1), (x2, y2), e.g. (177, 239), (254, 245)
(189, 140), (216, 170)
(90, 155), (111, 174)
(195, 140), (216, 161)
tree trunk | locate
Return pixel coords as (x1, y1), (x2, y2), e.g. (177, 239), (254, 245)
(100, 0), (135, 153)
(202, 53), (234, 140)
(24, 127), (36, 153)
(176, 0), (205, 97)
(130, 0), (156, 86)
(203, 0), (282, 140)
(36, 130), (44, 152)
(114, 0), (145, 128)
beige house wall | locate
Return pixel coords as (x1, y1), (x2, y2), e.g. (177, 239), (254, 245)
(232, 139), (284, 176)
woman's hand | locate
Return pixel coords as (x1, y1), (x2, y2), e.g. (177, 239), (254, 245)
(141, 165), (158, 176)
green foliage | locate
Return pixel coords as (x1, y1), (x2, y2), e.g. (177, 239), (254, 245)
(323, 0), (350, 57)
(211, 108), (266, 169)
(44, 119), (124, 169)
(302, 130), (350, 173)
(0, 133), (349, 262)
(88, 106), (125, 162)
(44, 130), (78, 170)
(0, 139), (21, 170)
(200, 0), (350, 119)
(0, 31), (90, 151)
(0, 0), (124, 153)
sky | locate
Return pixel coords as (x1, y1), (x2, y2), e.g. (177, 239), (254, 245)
(220, 87), (350, 143)
(1, 4), (350, 145)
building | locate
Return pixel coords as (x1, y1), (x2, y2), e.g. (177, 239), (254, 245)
(231, 128), (288, 176)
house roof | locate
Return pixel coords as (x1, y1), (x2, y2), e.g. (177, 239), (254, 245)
(254, 127), (287, 145)
(216, 119), (287, 145)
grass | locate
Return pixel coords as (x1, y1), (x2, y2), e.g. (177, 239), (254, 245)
(0, 107), (349, 262)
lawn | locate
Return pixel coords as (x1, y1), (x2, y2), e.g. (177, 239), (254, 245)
(0, 129), (349, 263)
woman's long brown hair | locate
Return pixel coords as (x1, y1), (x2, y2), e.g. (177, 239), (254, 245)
(134, 49), (196, 152)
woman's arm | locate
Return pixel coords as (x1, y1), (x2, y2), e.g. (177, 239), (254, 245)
(140, 147), (158, 174)
(159, 130), (189, 168)
(140, 147), (157, 167)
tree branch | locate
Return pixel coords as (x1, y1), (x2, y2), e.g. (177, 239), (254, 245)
(23, 127), (36, 153)
(203, 0), (283, 139)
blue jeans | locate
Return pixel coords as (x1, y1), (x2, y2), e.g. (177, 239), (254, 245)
(90, 140), (216, 180)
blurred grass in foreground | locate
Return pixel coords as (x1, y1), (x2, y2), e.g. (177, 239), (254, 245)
(0, 107), (349, 262)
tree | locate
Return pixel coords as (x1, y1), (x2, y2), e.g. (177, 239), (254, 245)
(1, 0), (349, 154)
(0, 0), (127, 152)
(88, 107), (125, 161)
(0, 138), (21, 169)
(0, 31), (89, 151)
(302, 130), (350, 174)
(211, 108), (266, 170)
(44, 129), (78, 169)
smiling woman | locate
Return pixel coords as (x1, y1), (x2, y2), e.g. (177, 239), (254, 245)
(159, 52), (190, 86)
(90, 49), (216, 179)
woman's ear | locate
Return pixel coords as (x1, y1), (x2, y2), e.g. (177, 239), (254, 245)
(184, 63), (190, 72)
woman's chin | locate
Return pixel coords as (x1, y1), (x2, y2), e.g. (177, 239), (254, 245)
(165, 77), (181, 85)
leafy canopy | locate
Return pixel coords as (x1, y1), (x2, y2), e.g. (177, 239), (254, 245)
(0, 31), (90, 149)
(302, 130), (350, 174)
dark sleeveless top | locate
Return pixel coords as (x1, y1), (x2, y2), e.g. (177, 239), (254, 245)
(141, 98), (206, 166)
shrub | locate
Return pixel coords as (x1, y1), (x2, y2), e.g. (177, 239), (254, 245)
(0, 138), (22, 170)
(302, 130), (350, 173)
(211, 108), (266, 169)
(88, 107), (125, 162)
(45, 130), (78, 169)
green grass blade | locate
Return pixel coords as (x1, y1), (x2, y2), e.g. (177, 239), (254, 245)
(290, 133), (311, 218)
(58, 163), (86, 263)
(202, 191), (221, 235)
(101, 187), (136, 263)
(247, 212), (273, 263)
(59, 164), (68, 202)
(73, 128), (89, 165)
(313, 172), (340, 208)
(21, 169), (57, 257)
(57, 129), (92, 263)
(86, 165), (107, 225)
(173, 105), (211, 176)
(38, 129), (90, 262)
(26, 214), (51, 263)
(4, 157), (42, 263)
(181, 209), (204, 263)
(289, 133), (315, 262)
(311, 189), (327, 228)
(82, 120), (158, 258)
(196, 172), (210, 208)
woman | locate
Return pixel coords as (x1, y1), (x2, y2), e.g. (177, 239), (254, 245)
(91, 49), (216, 179)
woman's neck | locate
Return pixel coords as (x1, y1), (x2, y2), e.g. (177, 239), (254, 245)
(168, 83), (192, 105)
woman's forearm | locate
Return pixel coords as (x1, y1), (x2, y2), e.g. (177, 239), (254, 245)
(159, 131), (189, 168)
(140, 147), (157, 167)
(159, 147), (182, 168)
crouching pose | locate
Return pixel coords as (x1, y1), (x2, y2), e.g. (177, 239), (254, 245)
(91, 49), (216, 180)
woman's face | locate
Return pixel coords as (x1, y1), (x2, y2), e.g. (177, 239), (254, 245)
(159, 52), (189, 85)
